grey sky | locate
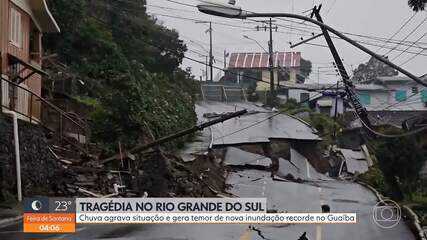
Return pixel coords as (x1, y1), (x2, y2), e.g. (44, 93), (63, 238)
(147, 0), (426, 83)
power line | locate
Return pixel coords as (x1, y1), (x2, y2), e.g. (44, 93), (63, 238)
(154, 1), (427, 48)
(325, 0), (337, 16)
(161, 0), (195, 8)
(146, 3), (195, 13)
(213, 83), (344, 142)
(377, 12), (418, 53)
(147, 12), (254, 29)
(150, 11), (427, 58)
(391, 32), (427, 61)
(355, 111), (427, 138)
(383, 15), (427, 57)
(399, 48), (425, 66)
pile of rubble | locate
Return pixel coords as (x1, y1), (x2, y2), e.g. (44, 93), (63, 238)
(46, 136), (229, 198)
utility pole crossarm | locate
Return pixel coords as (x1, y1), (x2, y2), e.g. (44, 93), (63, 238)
(290, 33), (324, 49)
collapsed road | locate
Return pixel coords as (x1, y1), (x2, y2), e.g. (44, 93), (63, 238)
(0, 102), (415, 240)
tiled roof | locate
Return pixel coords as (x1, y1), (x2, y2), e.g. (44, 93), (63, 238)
(228, 52), (301, 69)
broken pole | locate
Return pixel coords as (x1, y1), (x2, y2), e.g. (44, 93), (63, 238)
(102, 109), (248, 164)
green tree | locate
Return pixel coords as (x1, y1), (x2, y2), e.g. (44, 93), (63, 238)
(352, 57), (398, 83)
(44, 0), (198, 152)
(297, 58), (312, 83)
(374, 133), (426, 200)
(408, 0), (426, 11)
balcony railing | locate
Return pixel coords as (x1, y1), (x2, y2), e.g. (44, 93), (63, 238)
(1, 76), (88, 146)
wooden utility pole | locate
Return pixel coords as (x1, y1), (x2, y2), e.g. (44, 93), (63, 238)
(195, 21), (214, 82)
(205, 56), (209, 81)
(268, 18), (275, 105)
(209, 22), (213, 82)
(102, 110), (248, 164)
(255, 19), (278, 106)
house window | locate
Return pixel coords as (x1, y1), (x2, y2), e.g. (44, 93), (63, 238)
(395, 90), (407, 102)
(300, 92), (310, 103)
(9, 7), (22, 47)
(358, 93), (371, 106)
(421, 89), (427, 103)
(412, 86), (419, 94)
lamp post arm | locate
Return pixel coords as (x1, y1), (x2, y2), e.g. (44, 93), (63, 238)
(240, 12), (426, 87)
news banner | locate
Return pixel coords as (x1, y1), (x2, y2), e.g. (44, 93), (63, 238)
(23, 197), (356, 233)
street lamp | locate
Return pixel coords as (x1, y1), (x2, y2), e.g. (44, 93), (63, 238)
(242, 35), (268, 53)
(196, 1), (425, 86)
(197, 2), (244, 18)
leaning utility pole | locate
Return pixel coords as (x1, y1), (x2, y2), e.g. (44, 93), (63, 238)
(311, 5), (373, 129)
(102, 110), (248, 164)
(333, 81), (339, 141)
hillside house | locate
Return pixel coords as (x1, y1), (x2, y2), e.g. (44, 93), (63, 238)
(1, 0), (59, 121)
(225, 52), (302, 91)
(355, 76), (427, 111)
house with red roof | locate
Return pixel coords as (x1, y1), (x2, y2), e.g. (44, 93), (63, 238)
(226, 51), (302, 91)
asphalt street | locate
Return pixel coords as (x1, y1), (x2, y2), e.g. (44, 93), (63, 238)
(0, 161), (415, 240)
(0, 102), (416, 240)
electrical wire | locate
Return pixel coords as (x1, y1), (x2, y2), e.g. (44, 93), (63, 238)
(152, 1), (427, 48)
(391, 32), (427, 61)
(213, 83), (344, 142)
(383, 15), (427, 57)
(399, 49), (426, 66)
(377, 13), (418, 53)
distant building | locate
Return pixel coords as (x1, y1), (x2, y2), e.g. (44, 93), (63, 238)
(226, 52), (301, 91)
(276, 82), (346, 118)
(355, 76), (427, 111)
(345, 75), (427, 129)
(1, 0), (60, 120)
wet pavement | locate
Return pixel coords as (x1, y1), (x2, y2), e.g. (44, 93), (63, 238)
(0, 102), (416, 239)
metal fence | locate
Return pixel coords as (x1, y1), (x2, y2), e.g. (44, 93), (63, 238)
(1, 76), (88, 145)
(200, 84), (247, 102)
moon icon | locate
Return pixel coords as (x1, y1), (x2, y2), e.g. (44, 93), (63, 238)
(31, 200), (42, 211)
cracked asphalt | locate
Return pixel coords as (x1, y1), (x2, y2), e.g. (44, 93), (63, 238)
(0, 102), (416, 240)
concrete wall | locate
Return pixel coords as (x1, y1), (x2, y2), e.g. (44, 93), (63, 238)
(256, 69), (298, 91)
(288, 89), (318, 103)
(0, 114), (59, 199)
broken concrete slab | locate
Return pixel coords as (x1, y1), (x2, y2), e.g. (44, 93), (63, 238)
(337, 148), (369, 175)
(224, 147), (271, 167)
(278, 149), (328, 181)
(210, 112), (321, 147)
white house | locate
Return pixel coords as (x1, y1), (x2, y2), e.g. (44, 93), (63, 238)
(355, 76), (427, 111)
(277, 83), (346, 117)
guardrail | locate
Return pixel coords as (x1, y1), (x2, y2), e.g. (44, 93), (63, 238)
(1, 76), (88, 146)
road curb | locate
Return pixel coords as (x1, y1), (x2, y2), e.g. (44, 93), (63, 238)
(356, 179), (426, 240)
(401, 205), (427, 240)
(355, 180), (383, 201)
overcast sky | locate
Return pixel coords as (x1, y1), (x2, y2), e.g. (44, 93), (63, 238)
(147, 0), (426, 83)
